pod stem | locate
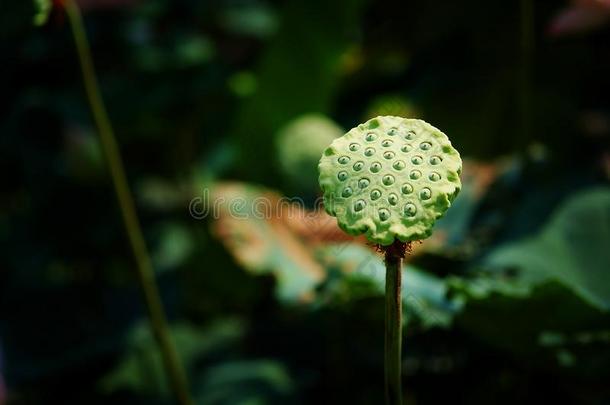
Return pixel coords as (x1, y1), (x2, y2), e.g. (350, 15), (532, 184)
(384, 240), (405, 405)
(63, 1), (193, 404)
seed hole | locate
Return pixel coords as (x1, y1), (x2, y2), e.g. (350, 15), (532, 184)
(370, 162), (382, 173)
(364, 147), (376, 157)
(382, 174), (395, 186)
(429, 155), (442, 165)
(353, 161), (364, 171)
(393, 160), (406, 171)
(379, 208), (390, 221)
(383, 151), (395, 160)
(354, 199), (366, 212)
(420, 142), (432, 151)
(410, 170), (422, 180)
(404, 203), (417, 217)
(420, 188), (432, 200)
(358, 178), (370, 189)
(401, 183), (413, 194)
(370, 189), (382, 200)
(338, 171), (349, 181)
(338, 156), (350, 164)
(349, 143), (361, 152)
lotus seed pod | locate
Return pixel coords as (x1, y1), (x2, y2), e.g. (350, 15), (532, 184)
(318, 116), (461, 245)
(276, 114), (344, 194)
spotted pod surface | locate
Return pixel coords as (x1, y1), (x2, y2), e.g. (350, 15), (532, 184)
(318, 116), (462, 245)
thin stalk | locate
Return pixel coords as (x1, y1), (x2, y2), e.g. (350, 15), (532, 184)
(63, 2), (193, 404)
(384, 241), (404, 405)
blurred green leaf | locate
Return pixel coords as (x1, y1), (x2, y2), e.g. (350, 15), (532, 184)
(219, 3), (278, 38)
(196, 360), (294, 405)
(275, 114), (343, 196)
(130, 34), (214, 72)
(228, 71), (258, 98)
(363, 94), (421, 121)
(152, 223), (194, 273)
(452, 278), (609, 357)
(231, 0), (368, 183)
(32, 0), (51, 26)
(449, 187), (610, 360)
(483, 187), (610, 311)
(318, 244), (460, 328)
(174, 36), (214, 68)
(137, 177), (191, 211)
(100, 319), (245, 397)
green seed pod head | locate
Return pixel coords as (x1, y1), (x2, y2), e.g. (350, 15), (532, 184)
(277, 114), (343, 194)
(318, 116), (461, 245)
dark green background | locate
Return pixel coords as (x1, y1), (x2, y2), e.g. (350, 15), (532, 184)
(1, 0), (609, 403)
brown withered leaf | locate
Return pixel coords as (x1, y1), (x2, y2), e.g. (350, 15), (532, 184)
(210, 182), (328, 302)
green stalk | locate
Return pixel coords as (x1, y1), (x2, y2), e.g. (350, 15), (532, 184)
(63, 2), (193, 404)
(384, 241), (404, 405)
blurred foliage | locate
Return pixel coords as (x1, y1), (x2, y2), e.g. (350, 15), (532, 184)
(275, 114), (343, 197)
(210, 182), (325, 302)
(482, 188), (610, 310)
(1, 0), (610, 403)
(363, 94), (421, 121)
(32, 0), (51, 26)
(100, 319), (245, 396)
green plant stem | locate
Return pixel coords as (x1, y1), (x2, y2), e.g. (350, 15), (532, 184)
(63, 2), (193, 404)
(384, 241), (404, 405)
